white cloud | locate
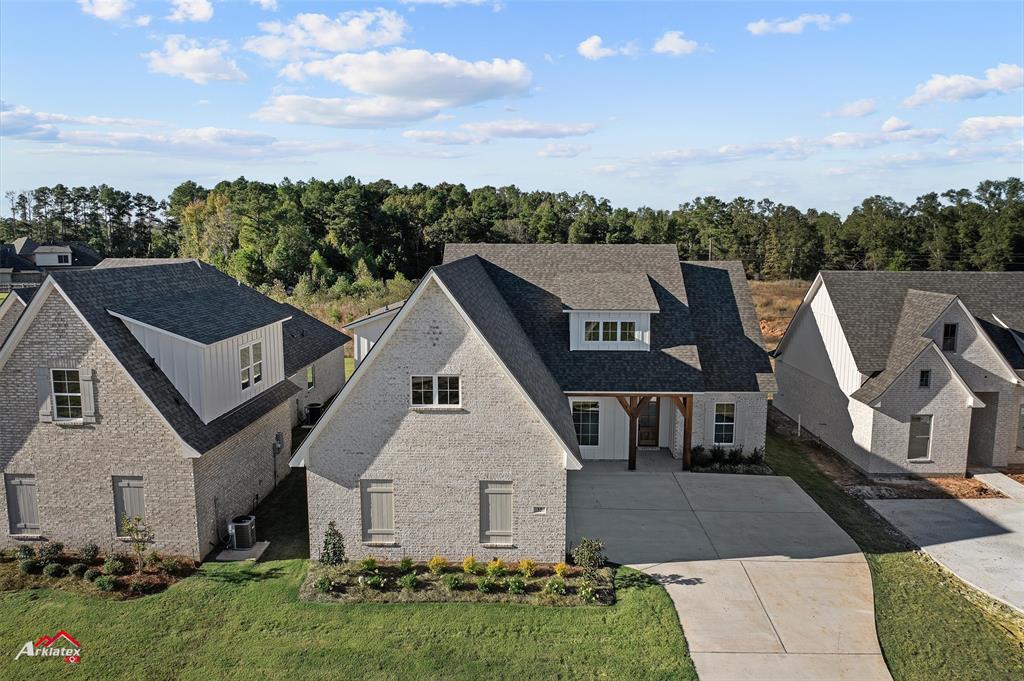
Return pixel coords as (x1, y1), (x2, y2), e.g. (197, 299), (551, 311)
(881, 116), (911, 132)
(244, 9), (407, 61)
(825, 99), (876, 118)
(404, 119), (597, 145)
(145, 36), (247, 85)
(78, 0), (133, 21)
(134, 15), (151, 26)
(956, 115), (1024, 140)
(652, 31), (698, 56)
(254, 94), (443, 127)
(577, 35), (636, 60)
(168, 0), (213, 23)
(251, 0), (277, 10)
(904, 63), (1024, 107)
(537, 142), (589, 158)
(747, 13), (852, 36)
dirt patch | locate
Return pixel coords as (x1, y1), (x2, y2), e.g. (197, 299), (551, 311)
(1008, 473), (1024, 486)
(750, 279), (809, 351)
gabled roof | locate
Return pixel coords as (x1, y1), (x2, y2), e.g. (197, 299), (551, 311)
(555, 272), (660, 312)
(345, 300), (405, 328)
(6, 238), (103, 268)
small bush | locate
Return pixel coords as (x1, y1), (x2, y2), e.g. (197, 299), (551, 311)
(748, 447), (765, 465)
(553, 562), (570, 578)
(36, 542), (63, 563)
(441, 573), (464, 592)
(506, 575), (526, 594)
(398, 556), (415, 574)
(68, 563), (88, 578)
(314, 575), (333, 593)
(427, 556), (449, 575)
(319, 521), (346, 566)
(84, 568), (101, 582)
(399, 572), (418, 591)
(485, 558), (506, 578)
(125, 576), (159, 596)
(727, 447), (744, 465)
(18, 559), (41, 575)
(571, 538), (605, 575)
(42, 562), (65, 578)
(691, 445), (710, 466)
(94, 575), (117, 592)
(709, 446), (726, 464)
(461, 555), (479, 575)
(577, 579), (598, 603)
(104, 553), (133, 576)
(159, 557), (186, 576)
(78, 543), (100, 563)
(542, 577), (567, 596)
(363, 573), (388, 591)
(144, 550), (162, 568)
(14, 544), (36, 560)
(477, 576), (497, 594)
(517, 559), (537, 578)
(357, 557), (377, 573)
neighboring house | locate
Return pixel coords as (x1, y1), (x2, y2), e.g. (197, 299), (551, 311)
(346, 301), (404, 367)
(0, 288), (35, 345)
(0, 238), (103, 292)
(774, 272), (1024, 476)
(0, 260), (348, 558)
(295, 244), (774, 563)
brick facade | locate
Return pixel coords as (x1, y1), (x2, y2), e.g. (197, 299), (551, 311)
(288, 345), (345, 426)
(0, 297), (25, 344)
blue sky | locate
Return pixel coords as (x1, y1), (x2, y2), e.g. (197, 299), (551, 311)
(1, 1), (1022, 213)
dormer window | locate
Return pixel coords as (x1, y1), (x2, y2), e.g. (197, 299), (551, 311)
(941, 324), (958, 352)
(57, 254), (70, 264)
(620, 321), (636, 341)
(572, 313), (650, 351)
(584, 321), (600, 342)
(602, 321), (618, 341)
(240, 341), (263, 390)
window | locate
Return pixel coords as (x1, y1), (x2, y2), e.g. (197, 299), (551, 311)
(360, 480), (394, 543)
(5, 474), (39, 535)
(306, 365), (315, 391)
(908, 415), (933, 461)
(410, 375), (460, 407)
(57, 254), (70, 264)
(601, 321), (618, 342)
(51, 369), (82, 420)
(240, 341), (263, 390)
(714, 403), (736, 445)
(584, 321), (600, 342)
(480, 481), (512, 545)
(919, 370), (931, 388)
(572, 401), (600, 446)
(112, 476), (145, 537)
(620, 321), (636, 342)
(942, 323), (958, 352)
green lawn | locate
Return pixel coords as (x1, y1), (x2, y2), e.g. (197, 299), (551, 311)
(767, 430), (1024, 681)
(0, 471), (695, 680)
(344, 356), (355, 380)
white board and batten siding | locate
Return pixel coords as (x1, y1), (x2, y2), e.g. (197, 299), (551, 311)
(567, 311), (651, 351)
(783, 283), (863, 395)
(349, 311), (398, 366)
(119, 317), (285, 424)
(567, 396), (678, 460)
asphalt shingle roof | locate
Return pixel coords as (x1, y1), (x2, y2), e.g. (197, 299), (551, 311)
(49, 261), (348, 453)
(555, 272), (660, 311)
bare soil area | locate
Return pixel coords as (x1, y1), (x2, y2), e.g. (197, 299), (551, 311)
(749, 279), (809, 350)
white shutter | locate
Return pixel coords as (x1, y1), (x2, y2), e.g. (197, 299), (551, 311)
(36, 368), (53, 422)
(480, 481), (513, 545)
(113, 476), (145, 536)
(80, 368), (97, 423)
(361, 480), (394, 543)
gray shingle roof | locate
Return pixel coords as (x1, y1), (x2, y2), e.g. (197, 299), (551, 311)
(12, 288), (35, 305)
(48, 261), (348, 453)
(555, 272), (660, 311)
(346, 300), (405, 327)
(95, 258), (194, 269)
(432, 256), (581, 462)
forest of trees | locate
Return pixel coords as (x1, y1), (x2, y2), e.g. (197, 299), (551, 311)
(3, 177), (1022, 300)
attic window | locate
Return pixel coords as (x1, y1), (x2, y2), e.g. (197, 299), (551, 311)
(919, 370), (931, 388)
(584, 321), (600, 342)
(240, 341), (263, 391)
(51, 369), (83, 420)
(57, 254), (70, 264)
(941, 324), (958, 352)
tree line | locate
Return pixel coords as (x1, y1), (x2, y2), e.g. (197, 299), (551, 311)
(2, 177), (1021, 296)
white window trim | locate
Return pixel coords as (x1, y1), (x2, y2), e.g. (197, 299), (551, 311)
(907, 414), (934, 462)
(570, 398), (601, 448)
(239, 341), (264, 392)
(51, 368), (83, 423)
(584, 320), (601, 342)
(409, 374), (462, 409)
(713, 402), (736, 446)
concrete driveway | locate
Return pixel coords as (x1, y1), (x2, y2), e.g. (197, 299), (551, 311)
(568, 471), (891, 681)
(868, 498), (1024, 613)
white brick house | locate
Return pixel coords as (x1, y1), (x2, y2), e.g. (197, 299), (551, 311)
(0, 260), (347, 559)
(774, 272), (1024, 476)
(296, 245), (775, 563)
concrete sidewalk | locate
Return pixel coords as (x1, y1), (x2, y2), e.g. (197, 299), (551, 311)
(568, 471), (891, 681)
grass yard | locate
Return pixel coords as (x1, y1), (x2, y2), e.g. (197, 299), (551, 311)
(0, 471), (695, 680)
(767, 428), (1024, 680)
(344, 355), (355, 380)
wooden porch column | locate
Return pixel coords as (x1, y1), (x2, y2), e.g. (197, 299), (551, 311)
(616, 395), (651, 471)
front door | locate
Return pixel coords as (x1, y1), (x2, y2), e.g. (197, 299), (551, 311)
(637, 397), (659, 447)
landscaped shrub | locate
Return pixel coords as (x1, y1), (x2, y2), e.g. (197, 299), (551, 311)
(83, 568), (101, 582)
(727, 447), (744, 465)
(357, 557), (377, 573)
(94, 575), (117, 592)
(125, 576), (159, 596)
(145, 550), (162, 568)
(159, 557), (187, 576)
(485, 558), (506, 578)
(18, 559), (41, 575)
(691, 445), (710, 466)
(42, 562), (65, 578)
(14, 544), (36, 560)
(399, 572), (418, 591)
(441, 573), (464, 592)
(319, 521), (346, 566)
(577, 579), (597, 603)
(571, 538), (605, 575)
(709, 446), (726, 464)
(398, 557), (414, 574)
(103, 553), (133, 576)
(78, 543), (100, 563)
(363, 573), (388, 591)
(506, 576), (526, 594)
(36, 542), (63, 563)
(461, 555), (479, 575)
(748, 447), (765, 465)
(542, 577), (567, 596)
(427, 556), (449, 575)
(314, 575), (333, 593)
(517, 559), (537, 578)
(553, 562), (570, 578)
(68, 563), (88, 578)
(121, 516), (154, 575)
(476, 577), (497, 594)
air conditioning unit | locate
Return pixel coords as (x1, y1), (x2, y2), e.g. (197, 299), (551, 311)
(228, 515), (256, 550)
